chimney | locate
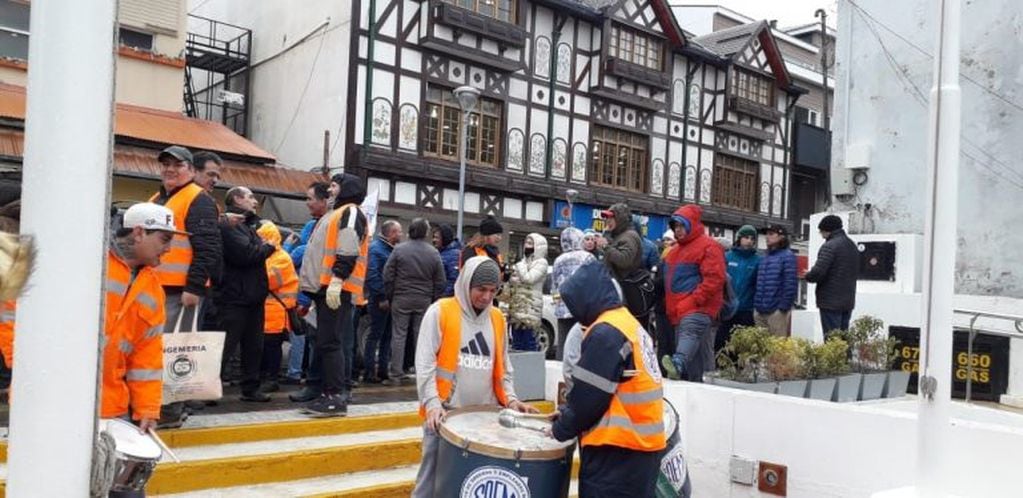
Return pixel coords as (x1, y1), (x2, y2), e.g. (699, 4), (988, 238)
(769, 19), (778, 29)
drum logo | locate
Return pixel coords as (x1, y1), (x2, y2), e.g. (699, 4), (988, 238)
(168, 354), (196, 381)
(660, 443), (688, 491)
(639, 330), (662, 383)
(460, 466), (530, 498)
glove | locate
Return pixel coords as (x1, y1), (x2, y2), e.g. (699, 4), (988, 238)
(325, 277), (344, 310)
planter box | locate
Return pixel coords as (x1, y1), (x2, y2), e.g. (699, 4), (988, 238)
(807, 378), (838, 401)
(883, 370), (912, 398)
(777, 380), (809, 398)
(859, 372), (888, 401)
(709, 375), (778, 394)
(833, 373), (863, 402)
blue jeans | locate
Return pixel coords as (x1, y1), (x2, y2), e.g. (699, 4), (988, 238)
(511, 326), (538, 352)
(672, 313), (713, 382)
(286, 329), (306, 380)
(820, 309), (852, 337)
(363, 299), (392, 379)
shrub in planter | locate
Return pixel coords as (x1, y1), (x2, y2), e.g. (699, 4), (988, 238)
(715, 326), (777, 393)
(842, 316), (900, 401)
(801, 336), (850, 401)
(765, 336), (810, 397)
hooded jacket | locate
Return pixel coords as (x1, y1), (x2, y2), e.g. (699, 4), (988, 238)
(415, 256), (519, 413)
(436, 224), (461, 297)
(602, 204), (643, 279)
(633, 220), (661, 271)
(726, 246), (761, 313)
(299, 174), (368, 296)
(365, 234), (395, 302)
(383, 236), (446, 312)
(216, 207), (274, 306)
(804, 228), (859, 311)
(661, 205), (726, 325)
(508, 233), (549, 328)
(257, 221), (299, 333)
(551, 227), (596, 319)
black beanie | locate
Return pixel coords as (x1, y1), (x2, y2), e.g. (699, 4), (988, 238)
(479, 216), (503, 236)
(818, 215), (843, 232)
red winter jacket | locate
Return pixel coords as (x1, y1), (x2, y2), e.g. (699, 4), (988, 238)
(661, 205), (726, 326)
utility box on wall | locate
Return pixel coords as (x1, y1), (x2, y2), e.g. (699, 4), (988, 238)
(858, 241), (896, 281)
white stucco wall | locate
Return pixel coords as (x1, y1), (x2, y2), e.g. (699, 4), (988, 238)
(831, 0), (1023, 299)
(189, 0), (352, 169)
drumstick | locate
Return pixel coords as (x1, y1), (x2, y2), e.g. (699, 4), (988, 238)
(148, 428), (181, 463)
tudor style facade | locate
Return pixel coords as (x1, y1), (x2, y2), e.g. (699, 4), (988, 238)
(342, 0), (803, 244)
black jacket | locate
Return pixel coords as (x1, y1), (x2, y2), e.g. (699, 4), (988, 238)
(216, 208), (274, 306)
(153, 182), (222, 294)
(804, 228), (859, 311)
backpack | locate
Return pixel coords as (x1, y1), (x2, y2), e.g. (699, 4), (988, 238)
(718, 274), (739, 322)
(619, 267), (657, 319)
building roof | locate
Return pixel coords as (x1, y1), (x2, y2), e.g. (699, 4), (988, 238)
(692, 22), (762, 57)
(0, 83), (275, 163)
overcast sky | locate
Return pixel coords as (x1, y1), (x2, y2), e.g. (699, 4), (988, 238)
(672, 0), (838, 29)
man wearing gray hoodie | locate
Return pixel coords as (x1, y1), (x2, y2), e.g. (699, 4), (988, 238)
(412, 256), (538, 497)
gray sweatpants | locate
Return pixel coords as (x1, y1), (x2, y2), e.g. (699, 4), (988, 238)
(389, 308), (424, 379)
(411, 425), (440, 498)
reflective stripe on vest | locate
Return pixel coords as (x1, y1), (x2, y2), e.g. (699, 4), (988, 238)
(418, 297), (508, 418)
(580, 307), (666, 452)
(318, 204), (369, 304)
(150, 183), (204, 287)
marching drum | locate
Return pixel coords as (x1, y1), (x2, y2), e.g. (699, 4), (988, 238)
(656, 399), (692, 498)
(436, 406), (575, 498)
(102, 418), (162, 492)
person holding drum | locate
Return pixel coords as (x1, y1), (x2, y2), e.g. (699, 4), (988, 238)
(548, 260), (666, 498)
(412, 255), (538, 497)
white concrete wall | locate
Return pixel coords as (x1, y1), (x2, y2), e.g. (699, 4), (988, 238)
(189, 0), (351, 169)
(831, 0), (1023, 299)
(544, 362), (1023, 497)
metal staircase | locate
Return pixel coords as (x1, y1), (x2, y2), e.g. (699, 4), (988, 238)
(184, 15), (252, 136)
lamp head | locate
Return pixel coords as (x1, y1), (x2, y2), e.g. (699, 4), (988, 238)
(453, 85), (481, 112)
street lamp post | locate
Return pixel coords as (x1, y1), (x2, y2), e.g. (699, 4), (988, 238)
(565, 188), (578, 227)
(454, 86), (480, 243)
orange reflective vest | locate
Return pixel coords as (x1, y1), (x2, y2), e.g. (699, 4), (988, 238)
(317, 203), (369, 305)
(580, 307), (666, 452)
(102, 250), (166, 421)
(459, 246), (504, 280)
(0, 299), (15, 367)
(419, 297), (509, 418)
(149, 183), (204, 287)
(264, 248), (299, 334)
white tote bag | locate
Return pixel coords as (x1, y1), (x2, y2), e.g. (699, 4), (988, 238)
(161, 308), (225, 403)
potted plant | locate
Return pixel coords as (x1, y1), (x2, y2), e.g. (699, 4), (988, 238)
(801, 336), (850, 401)
(711, 326), (777, 393)
(844, 316), (900, 401)
(765, 336), (810, 397)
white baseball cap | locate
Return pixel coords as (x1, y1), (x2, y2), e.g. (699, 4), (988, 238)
(122, 202), (189, 235)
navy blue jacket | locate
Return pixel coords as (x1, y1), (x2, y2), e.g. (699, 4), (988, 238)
(365, 235), (394, 302)
(439, 240), (461, 297)
(726, 247), (760, 312)
(754, 246), (797, 313)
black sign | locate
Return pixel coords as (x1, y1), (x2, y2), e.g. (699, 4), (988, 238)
(888, 326), (1010, 401)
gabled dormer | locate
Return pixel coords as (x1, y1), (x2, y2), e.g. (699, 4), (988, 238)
(421, 0), (528, 72)
(694, 21), (794, 127)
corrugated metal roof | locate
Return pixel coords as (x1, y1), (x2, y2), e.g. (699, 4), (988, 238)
(0, 128), (319, 199)
(0, 83), (275, 163)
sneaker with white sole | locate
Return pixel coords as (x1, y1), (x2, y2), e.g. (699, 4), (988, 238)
(304, 394), (348, 417)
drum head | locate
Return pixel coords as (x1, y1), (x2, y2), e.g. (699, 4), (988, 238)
(103, 419), (161, 459)
(663, 398), (679, 439)
(439, 406), (573, 461)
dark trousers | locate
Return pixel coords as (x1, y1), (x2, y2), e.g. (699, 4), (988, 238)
(655, 310), (675, 371)
(219, 303), (265, 394)
(312, 294), (354, 395)
(511, 326), (538, 351)
(820, 309), (853, 337)
(305, 324), (321, 383)
(556, 319), (576, 361)
(715, 310), (755, 352)
(364, 299), (392, 379)
(261, 333), (285, 381)
(578, 445), (660, 498)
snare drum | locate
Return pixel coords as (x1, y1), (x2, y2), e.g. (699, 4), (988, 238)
(102, 418), (162, 492)
(656, 399), (692, 498)
(435, 406), (575, 498)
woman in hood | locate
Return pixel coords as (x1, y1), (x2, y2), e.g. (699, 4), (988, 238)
(507, 233), (548, 351)
(582, 229), (603, 261)
(551, 227), (595, 360)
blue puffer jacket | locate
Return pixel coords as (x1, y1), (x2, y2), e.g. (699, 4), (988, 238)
(726, 247), (760, 312)
(754, 246), (798, 313)
(365, 235), (394, 302)
(439, 240), (461, 297)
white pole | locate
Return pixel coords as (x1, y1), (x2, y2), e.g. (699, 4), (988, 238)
(916, 0), (959, 494)
(7, 0), (117, 495)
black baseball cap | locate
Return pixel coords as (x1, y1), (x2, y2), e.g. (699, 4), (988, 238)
(763, 224), (788, 236)
(158, 145), (193, 164)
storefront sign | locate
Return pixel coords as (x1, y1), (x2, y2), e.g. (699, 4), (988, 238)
(888, 326), (1009, 401)
(550, 200), (669, 242)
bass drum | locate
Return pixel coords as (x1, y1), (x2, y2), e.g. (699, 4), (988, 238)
(435, 406), (575, 498)
(656, 399), (692, 497)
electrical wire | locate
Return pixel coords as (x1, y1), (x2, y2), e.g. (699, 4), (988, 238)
(272, 25), (328, 155)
